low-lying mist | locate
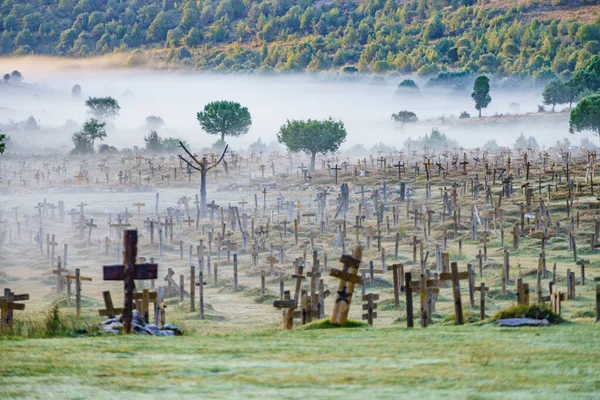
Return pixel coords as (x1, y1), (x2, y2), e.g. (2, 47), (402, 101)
(0, 57), (588, 153)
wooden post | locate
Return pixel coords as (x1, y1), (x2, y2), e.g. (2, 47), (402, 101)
(190, 266), (196, 312)
(198, 269), (204, 319)
(75, 268), (81, 318)
(180, 274), (185, 303)
(405, 271), (413, 328)
(122, 230), (137, 333)
(596, 284), (600, 323)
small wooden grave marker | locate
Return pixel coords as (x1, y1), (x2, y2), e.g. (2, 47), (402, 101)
(362, 293), (379, 326)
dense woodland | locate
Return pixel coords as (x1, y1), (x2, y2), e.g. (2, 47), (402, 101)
(0, 0), (599, 77)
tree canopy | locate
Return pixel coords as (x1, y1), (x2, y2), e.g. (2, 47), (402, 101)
(542, 79), (569, 112)
(72, 118), (107, 154)
(471, 75), (491, 117)
(197, 101), (252, 143)
(277, 118), (347, 171)
(85, 97), (121, 121)
(391, 111), (418, 125)
(569, 94), (600, 140)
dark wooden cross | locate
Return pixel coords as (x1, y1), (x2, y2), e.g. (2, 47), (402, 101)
(103, 230), (158, 333)
(330, 164), (341, 185)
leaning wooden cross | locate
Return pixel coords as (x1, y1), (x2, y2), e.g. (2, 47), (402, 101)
(329, 245), (363, 325)
(103, 230), (158, 333)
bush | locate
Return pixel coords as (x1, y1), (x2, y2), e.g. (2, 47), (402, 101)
(391, 110), (418, 125)
(491, 303), (565, 324)
(459, 111), (471, 119)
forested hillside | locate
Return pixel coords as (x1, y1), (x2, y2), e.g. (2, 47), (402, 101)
(1, 0), (600, 77)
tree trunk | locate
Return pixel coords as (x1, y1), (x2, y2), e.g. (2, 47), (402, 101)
(552, 104), (555, 113)
(310, 152), (316, 172)
(221, 132), (225, 142)
(200, 157), (207, 218)
(478, 108), (482, 118)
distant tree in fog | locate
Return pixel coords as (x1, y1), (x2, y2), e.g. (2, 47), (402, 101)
(71, 84), (82, 97)
(85, 96), (121, 121)
(570, 94), (600, 143)
(471, 75), (491, 117)
(144, 130), (163, 152)
(10, 71), (23, 81)
(542, 79), (569, 112)
(72, 118), (107, 154)
(397, 79), (418, 90)
(391, 111), (418, 125)
(248, 137), (266, 153)
(145, 115), (165, 130)
(3, 74), (9, 83)
(197, 100), (252, 143)
(277, 118), (347, 171)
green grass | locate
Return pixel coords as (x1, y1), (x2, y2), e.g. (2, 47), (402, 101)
(1, 324), (599, 398)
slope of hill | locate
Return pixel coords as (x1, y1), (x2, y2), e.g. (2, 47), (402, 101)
(1, 0), (599, 77)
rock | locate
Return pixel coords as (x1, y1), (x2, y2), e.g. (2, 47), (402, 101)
(144, 324), (161, 333)
(131, 310), (146, 326)
(99, 314), (181, 336)
(162, 324), (183, 336)
(103, 317), (122, 325)
(132, 323), (151, 335)
(155, 330), (175, 337)
(497, 318), (550, 327)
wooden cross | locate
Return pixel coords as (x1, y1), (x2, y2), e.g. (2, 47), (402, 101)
(98, 290), (124, 319)
(329, 246), (363, 325)
(405, 272), (440, 327)
(267, 255), (277, 275)
(362, 293), (379, 326)
(460, 153), (469, 175)
(103, 230), (158, 333)
(1, 289), (29, 331)
(438, 262), (470, 325)
(86, 219), (97, 244)
(66, 269), (92, 318)
(273, 291), (296, 331)
(133, 202), (145, 217)
(330, 164), (341, 185)
(475, 282), (489, 321)
(423, 159), (433, 180)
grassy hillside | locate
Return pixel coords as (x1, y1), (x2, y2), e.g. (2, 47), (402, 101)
(1, 0), (599, 77)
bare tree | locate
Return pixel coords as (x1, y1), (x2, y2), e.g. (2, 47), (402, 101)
(178, 142), (228, 217)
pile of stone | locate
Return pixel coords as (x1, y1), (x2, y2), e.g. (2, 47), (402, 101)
(102, 310), (182, 336)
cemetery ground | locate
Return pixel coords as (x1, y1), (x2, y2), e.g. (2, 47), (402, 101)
(1, 148), (600, 397)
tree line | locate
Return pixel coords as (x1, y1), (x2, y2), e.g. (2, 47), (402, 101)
(0, 0), (599, 77)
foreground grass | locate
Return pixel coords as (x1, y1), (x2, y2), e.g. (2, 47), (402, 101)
(1, 324), (599, 399)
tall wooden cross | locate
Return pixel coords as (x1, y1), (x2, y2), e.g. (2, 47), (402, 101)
(103, 230), (158, 333)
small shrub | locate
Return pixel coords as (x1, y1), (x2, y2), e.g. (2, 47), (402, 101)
(491, 303), (564, 324)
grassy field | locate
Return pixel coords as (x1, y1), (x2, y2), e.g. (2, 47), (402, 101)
(1, 323), (599, 399)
